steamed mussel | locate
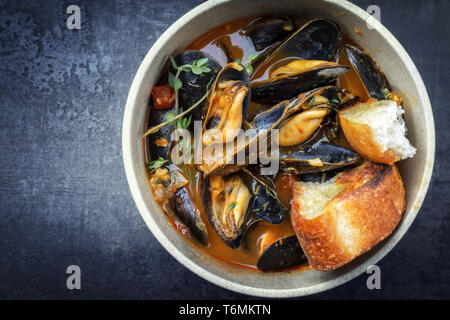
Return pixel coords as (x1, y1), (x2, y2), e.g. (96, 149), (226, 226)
(145, 14), (406, 272)
(251, 19), (348, 104)
(203, 174), (251, 248)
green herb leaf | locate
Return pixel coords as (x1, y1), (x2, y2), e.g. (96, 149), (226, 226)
(195, 57), (209, 67)
(382, 88), (391, 100)
(191, 64), (203, 75)
(206, 77), (215, 91)
(330, 99), (340, 106)
(148, 157), (169, 172)
(180, 66), (192, 73)
(165, 111), (176, 125)
(227, 201), (237, 212)
(308, 96), (316, 107)
(245, 64), (254, 76)
(176, 114), (192, 130)
(234, 58), (242, 64)
(265, 186), (278, 200)
(174, 78), (183, 92)
(251, 208), (259, 213)
(247, 53), (260, 63)
(169, 55), (178, 70)
(168, 72), (176, 88)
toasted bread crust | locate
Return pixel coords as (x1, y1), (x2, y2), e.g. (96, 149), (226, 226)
(291, 162), (405, 271)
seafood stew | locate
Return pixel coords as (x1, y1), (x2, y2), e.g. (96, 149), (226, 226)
(143, 15), (416, 272)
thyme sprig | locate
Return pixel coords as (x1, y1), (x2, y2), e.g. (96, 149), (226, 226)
(143, 76), (214, 138)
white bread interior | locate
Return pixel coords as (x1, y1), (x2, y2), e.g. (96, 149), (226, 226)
(340, 99), (416, 164)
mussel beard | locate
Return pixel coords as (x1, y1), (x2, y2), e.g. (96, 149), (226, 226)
(202, 80), (248, 146)
(207, 175), (251, 248)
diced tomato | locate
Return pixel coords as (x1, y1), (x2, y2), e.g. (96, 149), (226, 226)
(151, 85), (175, 109)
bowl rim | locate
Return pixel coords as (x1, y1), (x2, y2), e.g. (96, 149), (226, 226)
(122, 0), (435, 298)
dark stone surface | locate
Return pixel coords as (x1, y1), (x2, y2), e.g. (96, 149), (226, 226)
(0, 0), (448, 299)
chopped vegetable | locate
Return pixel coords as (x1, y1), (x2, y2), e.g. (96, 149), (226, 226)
(151, 85), (175, 109)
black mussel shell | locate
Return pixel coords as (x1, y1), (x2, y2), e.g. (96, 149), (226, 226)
(257, 235), (307, 271)
(344, 44), (390, 100)
(249, 183), (285, 224)
(171, 187), (208, 244)
(244, 167), (286, 225)
(298, 168), (342, 183)
(147, 104), (174, 161)
(279, 142), (361, 174)
(252, 100), (290, 130)
(254, 19), (342, 71)
(171, 50), (222, 121)
(246, 15), (295, 51)
(251, 65), (348, 104)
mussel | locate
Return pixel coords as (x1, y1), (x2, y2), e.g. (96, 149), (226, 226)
(203, 174), (252, 248)
(199, 64), (291, 176)
(171, 186), (208, 244)
(171, 50), (222, 121)
(245, 15), (295, 51)
(344, 44), (390, 100)
(147, 103), (175, 161)
(257, 235), (306, 271)
(244, 168), (286, 224)
(252, 61), (348, 104)
(251, 19), (347, 104)
(279, 142), (360, 174)
(201, 62), (251, 146)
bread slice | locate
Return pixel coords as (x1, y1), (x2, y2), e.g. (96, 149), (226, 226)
(291, 161), (405, 271)
(339, 99), (416, 165)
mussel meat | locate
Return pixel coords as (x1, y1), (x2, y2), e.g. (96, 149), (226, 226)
(203, 174), (252, 248)
(202, 63), (250, 145)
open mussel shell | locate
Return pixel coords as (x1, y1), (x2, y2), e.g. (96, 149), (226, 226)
(203, 174), (252, 248)
(257, 235), (307, 271)
(200, 100), (289, 177)
(245, 15), (295, 51)
(202, 62), (251, 136)
(171, 186), (208, 244)
(278, 142), (361, 174)
(171, 50), (222, 121)
(252, 63), (348, 104)
(244, 168), (286, 225)
(344, 44), (390, 100)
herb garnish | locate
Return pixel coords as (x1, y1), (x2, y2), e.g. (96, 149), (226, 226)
(148, 157), (169, 172)
(227, 201), (237, 212)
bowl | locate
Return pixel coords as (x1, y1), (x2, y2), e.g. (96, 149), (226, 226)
(122, 0), (435, 297)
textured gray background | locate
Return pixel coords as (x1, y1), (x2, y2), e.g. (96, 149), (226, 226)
(0, 0), (448, 299)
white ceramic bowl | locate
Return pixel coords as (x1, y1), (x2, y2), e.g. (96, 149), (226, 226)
(122, 0), (435, 297)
